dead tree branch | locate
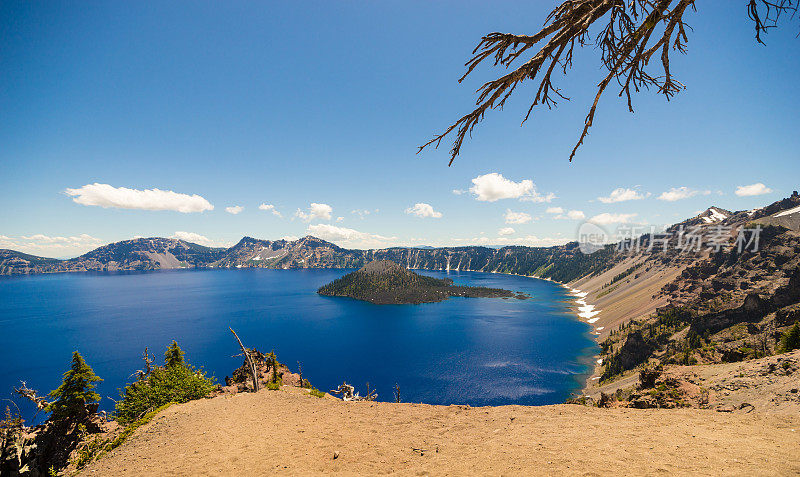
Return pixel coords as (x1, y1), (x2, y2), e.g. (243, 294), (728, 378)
(14, 381), (51, 411)
(229, 327), (260, 392)
(419, 0), (798, 165)
(330, 382), (378, 401)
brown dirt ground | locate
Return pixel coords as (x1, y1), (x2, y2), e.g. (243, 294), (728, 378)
(84, 386), (800, 476)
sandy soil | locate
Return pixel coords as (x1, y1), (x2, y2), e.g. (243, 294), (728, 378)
(84, 386), (800, 476)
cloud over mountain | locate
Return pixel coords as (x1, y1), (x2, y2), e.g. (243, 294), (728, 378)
(172, 231), (216, 246)
(307, 224), (395, 248)
(65, 183), (213, 213)
(657, 187), (710, 202)
(469, 173), (554, 203)
(735, 183), (772, 197)
(504, 209), (533, 224)
(405, 203), (442, 218)
(295, 203), (333, 222)
(588, 213), (638, 225)
(598, 187), (649, 203)
(258, 203), (282, 218)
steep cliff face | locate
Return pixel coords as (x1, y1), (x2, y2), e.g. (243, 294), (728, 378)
(0, 250), (61, 275)
(71, 238), (226, 271)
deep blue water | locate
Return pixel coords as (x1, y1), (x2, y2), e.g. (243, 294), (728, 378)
(0, 269), (597, 420)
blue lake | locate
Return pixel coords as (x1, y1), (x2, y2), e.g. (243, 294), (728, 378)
(0, 268), (597, 419)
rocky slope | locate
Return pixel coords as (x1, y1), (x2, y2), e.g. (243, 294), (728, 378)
(576, 191), (800, 386)
(0, 238), (225, 274)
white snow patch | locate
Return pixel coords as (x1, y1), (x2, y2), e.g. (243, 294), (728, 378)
(709, 208), (727, 221)
(775, 205), (800, 217)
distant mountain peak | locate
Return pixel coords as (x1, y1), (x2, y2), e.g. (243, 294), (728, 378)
(696, 206), (731, 224)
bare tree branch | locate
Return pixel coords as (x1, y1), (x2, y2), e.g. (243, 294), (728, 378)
(419, 0), (797, 165)
(230, 327), (260, 392)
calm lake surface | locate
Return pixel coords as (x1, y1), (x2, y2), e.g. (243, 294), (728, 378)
(0, 269), (597, 419)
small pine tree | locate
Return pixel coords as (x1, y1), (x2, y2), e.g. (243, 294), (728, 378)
(47, 351), (102, 421)
(268, 351), (279, 383)
(164, 340), (185, 367)
(778, 322), (800, 353)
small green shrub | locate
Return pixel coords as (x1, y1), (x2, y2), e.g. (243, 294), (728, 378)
(74, 435), (108, 469)
(778, 322), (800, 353)
(308, 388), (325, 398)
(164, 340), (185, 367)
(115, 342), (215, 424)
(266, 378), (282, 391)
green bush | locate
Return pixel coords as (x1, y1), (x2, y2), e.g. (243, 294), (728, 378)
(308, 388), (325, 398)
(266, 378), (282, 391)
(47, 351), (102, 421)
(778, 322), (800, 353)
(115, 342), (215, 424)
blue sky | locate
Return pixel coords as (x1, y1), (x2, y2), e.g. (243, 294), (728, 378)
(1, 1), (798, 257)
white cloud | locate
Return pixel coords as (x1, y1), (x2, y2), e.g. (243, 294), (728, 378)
(10, 233), (104, 257)
(64, 183), (213, 213)
(295, 203), (333, 222)
(225, 205), (244, 215)
(657, 187), (710, 202)
(336, 216), (344, 222)
(566, 210), (586, 220)
(21, 233), (102, 245)
(452, 235), (566, 247)
(452, 189), (466, 195)
(550, 208), (585, 220)
(469, 173), (554, 202)
(173, 231), (214, 246)
(588, 213), (638, 225)
(598, 187), (649, 203)
(498, 227), (515, 236)
(0, 235), (18, 249)
(351, 209), (371, 219)
(405, 203), (443, 218)
(504, 209), (532, 224)
(258, 203), (283, 218)
(307, 224), (396, 249)
(735, 183), (773, 197)
(521, 192), (556, 203)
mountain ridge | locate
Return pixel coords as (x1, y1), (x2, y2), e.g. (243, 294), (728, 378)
(2, 193), (799, 281)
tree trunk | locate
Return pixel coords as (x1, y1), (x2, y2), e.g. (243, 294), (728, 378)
(229, 328), (259, 392)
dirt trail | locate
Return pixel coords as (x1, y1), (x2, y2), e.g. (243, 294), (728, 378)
(86, 387), (800, 476)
